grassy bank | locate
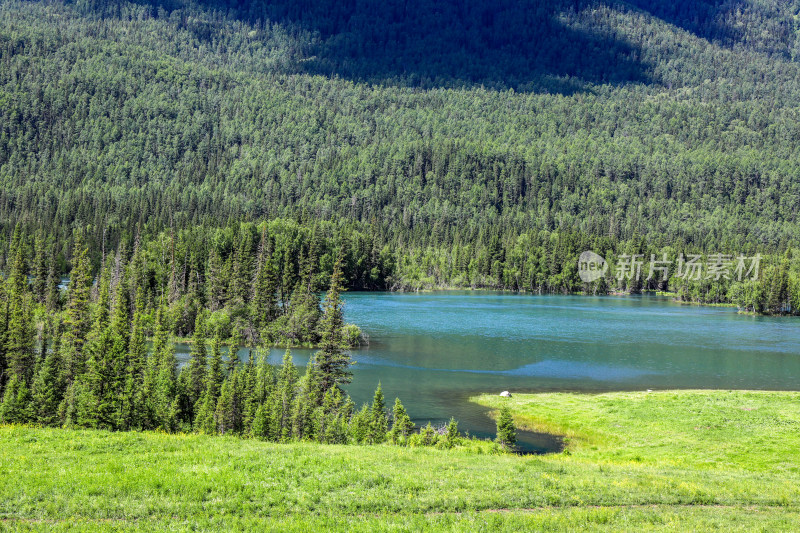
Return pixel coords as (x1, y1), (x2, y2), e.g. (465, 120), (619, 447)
(2, 390), (799, 530)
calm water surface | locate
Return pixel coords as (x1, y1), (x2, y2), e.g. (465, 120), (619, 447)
(177, 292), (800, 452)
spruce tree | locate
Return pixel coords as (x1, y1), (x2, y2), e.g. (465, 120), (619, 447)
(32, 232), (48, 304)
(194, 333), (224, 433)
(45, 255), (61, 312)
(0, 277), (7, 393)
(4, 232), (36, 385)
(313, 257), (351, 396)
(144, 302), (179, 431)
(121, 288), (147, 430)
(496, 405), (517, 450)
(367, 383), (388, 444)
(0, 374), (34, 423)
(349, 404), (370, 444)
(290, 367), (319, 441)
(60, 232), (93, 385)
(77, 260), (114, 428)
(4, 290), (35, 385)
(389, 397), (415, 443)
(240, 351), (258, 434)
(32, 331), (62, 426)
(443, 418), (459, 449)
(182, 311), (208, 421)
(275, 349), (298, 441)
(215, 367), (242, 435)
(252, 244), (279, 332)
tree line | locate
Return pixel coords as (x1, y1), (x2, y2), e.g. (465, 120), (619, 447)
(2, 0), (800, 275)
(0, 226), (505, 449)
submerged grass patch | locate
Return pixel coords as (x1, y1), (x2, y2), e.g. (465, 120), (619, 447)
(1, 390), (799, 530)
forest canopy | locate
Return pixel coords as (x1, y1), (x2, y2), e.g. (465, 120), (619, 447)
(0, 0), (798, 306)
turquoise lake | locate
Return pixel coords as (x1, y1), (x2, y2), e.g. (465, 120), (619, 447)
(177, 292), (800, 452)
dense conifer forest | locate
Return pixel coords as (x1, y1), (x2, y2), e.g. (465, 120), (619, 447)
(1, 0), (799, 312)
(0, 224), (471, 447)
(2, 0), (800, 429)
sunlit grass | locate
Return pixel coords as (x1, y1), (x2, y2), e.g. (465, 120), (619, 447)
(1, 390), (798, 530)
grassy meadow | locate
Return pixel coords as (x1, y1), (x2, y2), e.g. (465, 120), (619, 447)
(1, 390), (799, 531)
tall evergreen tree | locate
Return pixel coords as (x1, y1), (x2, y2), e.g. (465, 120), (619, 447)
(180, 311), (208, 421)
(60, 232), (93, 385)
(194, 333), (224, 433)
(32, 318), (63, 426)
(4, 227), (36, 385)
(313, 257), (351, 396)
(121, 287), (147, 430)
(144, 302), (179, 431)
(274, 349), (298, 441)
(389, 397), (415, 443)
(367, 382), (388, 444)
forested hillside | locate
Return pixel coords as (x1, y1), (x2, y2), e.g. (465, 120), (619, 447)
(1, 0), (800, 307)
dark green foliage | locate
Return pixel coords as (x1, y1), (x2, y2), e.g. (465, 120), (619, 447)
(59, 233), (93, 385)
(194, 334), (225, 433)
(496, 405), (517, 450)
(389, 398), (415, 444)
(0, 374), (33, 424)
(350, 404), (371, 444)
(180, 312), (208, 421)
(443, 418), (460, 449)
(367, 383), (388, 444)
(0, 0), (799, 310)
(312, 258), (353, 397)
(144, 304), (179, 431)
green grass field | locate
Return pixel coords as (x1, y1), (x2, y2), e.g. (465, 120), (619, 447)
(2, 390), (799, 531)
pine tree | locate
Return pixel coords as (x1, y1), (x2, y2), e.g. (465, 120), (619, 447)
(274, 349), (298, 441)
(252, 232), (279, 332)
(367, 383), (388, 444)
(77, 259), (114, 428)
(181, 311), (207, 421)
(121, 288), (147, 430)
(215, 367), (242, 435)
(4, 230), (36, 385)
(443, 418), (459, 448)
(0, 374), (34, 423)
(194, 333), (224, 433)
(144, 302), (179, 431)
(60, 232), (93, 385)
(313, 257), (351, 396)
(32, 318), (63, 425)
(389, 397), (415, 443)
(32, 232), (48, 304)
(496, 405), (517, 450)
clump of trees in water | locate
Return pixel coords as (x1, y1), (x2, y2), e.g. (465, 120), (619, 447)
(0, 227), (470, 449)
